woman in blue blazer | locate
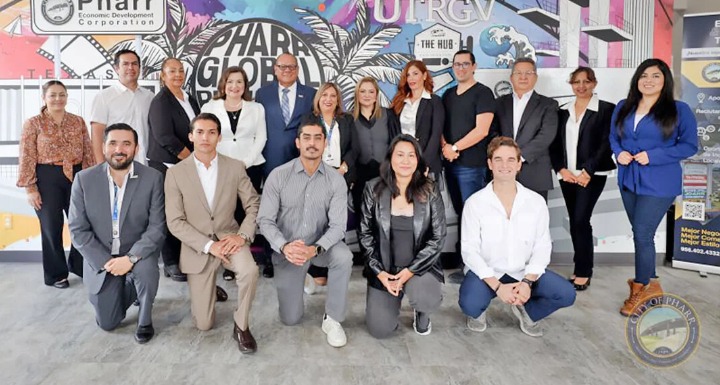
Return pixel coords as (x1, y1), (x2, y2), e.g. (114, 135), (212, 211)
(610, 58), (698, 316)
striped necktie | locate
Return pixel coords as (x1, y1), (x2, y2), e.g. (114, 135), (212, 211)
(281, 88), (291, 125)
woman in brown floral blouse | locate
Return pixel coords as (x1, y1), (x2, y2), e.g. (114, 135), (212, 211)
(17, 80), (95, 288)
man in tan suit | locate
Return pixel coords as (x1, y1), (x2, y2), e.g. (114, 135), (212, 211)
(165, 112), (261, 354)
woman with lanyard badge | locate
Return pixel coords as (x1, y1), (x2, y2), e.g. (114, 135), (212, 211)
(300, 82), (358, 291)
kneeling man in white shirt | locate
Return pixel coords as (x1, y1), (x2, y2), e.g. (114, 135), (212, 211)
(458, 136), (575, 337)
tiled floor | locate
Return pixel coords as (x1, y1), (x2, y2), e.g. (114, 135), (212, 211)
(1, 263), (717, 385)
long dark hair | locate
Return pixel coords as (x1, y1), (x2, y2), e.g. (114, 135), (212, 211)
(614, 58), (677, 138)
(40, 80), (66, 114)
(375, 134), (433, 203)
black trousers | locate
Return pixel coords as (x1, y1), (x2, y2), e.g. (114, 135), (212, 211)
(559, 175), (607, 278)
(148, 160), (182, 267)
(234, 165), (269, 267)
(35, 164), (83, 285)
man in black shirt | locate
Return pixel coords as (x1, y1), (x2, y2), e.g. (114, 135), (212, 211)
(441, 50), (496, 283)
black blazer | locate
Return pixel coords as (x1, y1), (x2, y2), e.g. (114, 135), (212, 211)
(493, 91), (558, 192)
(551, 98), (617, 175)
(359, 178), (446, 292)
(389, 94), (445, 175)
(147, 86), (200, 164)
(301, 112), (359, 184)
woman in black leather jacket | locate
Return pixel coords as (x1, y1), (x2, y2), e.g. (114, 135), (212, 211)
(359, 134), (446, 338)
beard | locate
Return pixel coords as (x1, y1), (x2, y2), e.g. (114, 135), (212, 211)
(106, 153), (134, 170)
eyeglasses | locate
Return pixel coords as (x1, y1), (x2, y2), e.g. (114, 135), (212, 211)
(570, 80), (594, 85)
(512, 71), (536, 77)
(452, 62), (473, 69)
(276, 64), (298, 72)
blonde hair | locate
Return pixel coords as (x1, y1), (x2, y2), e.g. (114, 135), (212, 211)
(352, 77), (382, 120)
(312, 82), (344, 117)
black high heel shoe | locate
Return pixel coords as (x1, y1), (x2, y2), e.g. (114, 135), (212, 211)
(573, 277), (591, 291)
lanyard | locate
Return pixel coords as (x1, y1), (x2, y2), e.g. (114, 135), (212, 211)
(112, 183), (119, 238)
(323, 118), (336, 144)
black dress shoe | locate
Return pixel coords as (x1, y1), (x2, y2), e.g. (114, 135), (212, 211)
(223, 269), (236, 281)
(263, 264), (274, 278)
(135, 324), (154, 344)
(163, 264), (187, 282)
(573, 277), (591, 291)
(52, 279), (69, 289)
(216, 286), (228, 302)
(232, 322), (257, 354)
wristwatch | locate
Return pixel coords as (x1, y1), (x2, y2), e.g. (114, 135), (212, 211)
(239, 233), (250, 243)
(521, 277), (536, 290)
(314, 245), (326, 256)
(128, 253), (140, 264)
(451, 144), (459, 153)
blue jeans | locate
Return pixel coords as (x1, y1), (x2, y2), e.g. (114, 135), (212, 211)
(458, 270), (576, 322)
(444, 164), (487, 216)
(619, 189), (675, 285)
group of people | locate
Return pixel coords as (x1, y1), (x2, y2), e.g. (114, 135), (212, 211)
(16, 47), (697, 351)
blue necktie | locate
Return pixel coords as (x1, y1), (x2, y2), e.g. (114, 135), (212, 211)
(281, 88), (291, 125)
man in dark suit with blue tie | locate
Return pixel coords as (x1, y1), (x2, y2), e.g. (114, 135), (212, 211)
(255, 53), (317, 278)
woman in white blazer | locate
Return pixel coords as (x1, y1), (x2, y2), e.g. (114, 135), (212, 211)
(201, 66), (267, 281)
(201, 66), (266, 192)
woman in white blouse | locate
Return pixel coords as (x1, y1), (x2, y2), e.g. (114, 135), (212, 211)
(201, 66), (267, 192)
(550, 67), (616, 291)
(388, 60), (444, 177)
(201, 66), (267, 281)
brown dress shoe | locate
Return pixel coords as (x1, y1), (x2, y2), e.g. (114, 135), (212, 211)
(232, 323), (257, 354)
(216, 286), (228, 302)
(620, 278), (663, 316)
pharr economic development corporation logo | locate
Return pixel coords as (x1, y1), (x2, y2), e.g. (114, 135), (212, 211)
(41, 0), (74, 26)
(625, 294), (700, 367)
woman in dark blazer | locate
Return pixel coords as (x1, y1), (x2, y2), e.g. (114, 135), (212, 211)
(389, 60), (445, 177)
(301, 82), (358, 185)
(550, 67), (615, 291)
(300, 82), (358, 289)
(360, 134), (446, 339)
(147, 57), (200, 282)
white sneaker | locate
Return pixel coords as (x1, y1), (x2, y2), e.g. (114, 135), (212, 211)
(511, 305), (543, 337)
(321, 314), (347, 347)
(304, 274), (317, 295)
(466, 312), (487, 332)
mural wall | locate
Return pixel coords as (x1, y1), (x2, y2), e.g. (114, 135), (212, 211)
(0, 0), (675, 256)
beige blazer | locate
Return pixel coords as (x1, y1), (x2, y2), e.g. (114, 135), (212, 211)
(165, 153), (260, 274)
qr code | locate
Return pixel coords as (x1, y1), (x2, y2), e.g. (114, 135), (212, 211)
(682, 201), (705, 221)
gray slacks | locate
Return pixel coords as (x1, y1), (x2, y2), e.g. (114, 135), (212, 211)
(365, 273), (442, 339)
(88, 256), (159, 331)
(272, 242), (353, 325)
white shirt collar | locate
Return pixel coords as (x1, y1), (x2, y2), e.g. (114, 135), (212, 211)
(106, 162), (135, 184)
(560, 94), (599, 112)
(279, 81), (298, 93)
(512, 90), (534, 101)
(404, 89), (432, 104)
(193, 153), (218, 169)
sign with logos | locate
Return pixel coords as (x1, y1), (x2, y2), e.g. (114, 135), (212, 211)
(674, 12), (720, 275)
(30, 0), (167, 34)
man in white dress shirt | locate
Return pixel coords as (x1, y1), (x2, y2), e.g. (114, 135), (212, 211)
(458, 137), (575, 337)
(90, 49), (154, 165)
(165, 113), (261, 353)
(492, 58), (558, 200)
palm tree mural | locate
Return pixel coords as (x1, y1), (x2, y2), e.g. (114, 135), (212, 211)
(295, 0), (413, 110)
(110, 0), (230, 84)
